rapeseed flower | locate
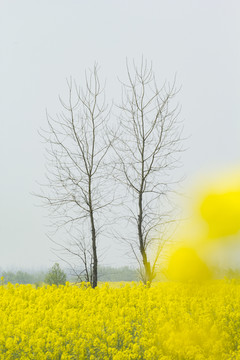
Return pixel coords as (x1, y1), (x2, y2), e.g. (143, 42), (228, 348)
(0, 281), (239, 359)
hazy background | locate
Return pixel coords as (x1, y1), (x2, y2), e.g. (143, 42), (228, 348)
(0, 0), (239, 270)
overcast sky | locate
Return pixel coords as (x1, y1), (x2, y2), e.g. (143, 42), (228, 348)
(0, 0), (239, 270)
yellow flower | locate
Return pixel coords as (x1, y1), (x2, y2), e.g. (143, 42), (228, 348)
(0, 280), (239, 358)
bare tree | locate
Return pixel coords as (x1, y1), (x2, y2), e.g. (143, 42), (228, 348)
(115, 58), (183, 285)
(38, 65), (112, 288)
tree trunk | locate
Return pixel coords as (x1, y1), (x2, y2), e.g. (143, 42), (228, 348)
(90, 209), (98, 288)
(138, 191), (152, 284)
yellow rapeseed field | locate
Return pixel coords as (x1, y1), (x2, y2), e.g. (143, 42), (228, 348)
(1, 280), (240, 360)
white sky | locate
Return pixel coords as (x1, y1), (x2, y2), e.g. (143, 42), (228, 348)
(0, 0), (239, 270)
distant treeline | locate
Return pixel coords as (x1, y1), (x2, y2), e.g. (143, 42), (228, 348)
(2, 266), (238, 284)
(98, 266), (138, 282)
(0, 266), (138, 285)
(0, 270), (46, 285)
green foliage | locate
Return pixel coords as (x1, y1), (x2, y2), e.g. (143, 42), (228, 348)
(45, 263), (67, 286)
(98, 266), (138, 282)
(0, 265), (138, 285)
(0, 270), (46, 285)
